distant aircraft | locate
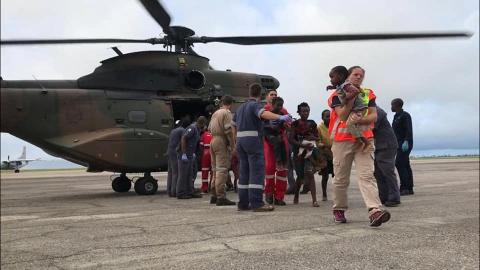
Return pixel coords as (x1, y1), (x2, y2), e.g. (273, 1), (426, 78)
(1, 146), (39, 173)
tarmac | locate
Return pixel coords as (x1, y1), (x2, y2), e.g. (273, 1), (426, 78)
(1, 158), (479, 269)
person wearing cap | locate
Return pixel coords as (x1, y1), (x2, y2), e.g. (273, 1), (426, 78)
(167, 116), (190, 197)
(233, 83), (292, 212)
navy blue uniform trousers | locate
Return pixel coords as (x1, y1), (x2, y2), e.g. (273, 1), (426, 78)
(237, 137), (265, 209)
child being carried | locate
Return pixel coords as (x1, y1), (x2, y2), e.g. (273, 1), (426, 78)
(264, 97), (289, 169)
(327, 65), (370, 151)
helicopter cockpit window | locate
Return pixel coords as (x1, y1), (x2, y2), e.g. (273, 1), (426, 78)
(128, 111), (146, 123)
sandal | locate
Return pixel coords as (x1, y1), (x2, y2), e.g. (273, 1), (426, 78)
(312, 201), (319, 207)
(252, 204), (275, 212)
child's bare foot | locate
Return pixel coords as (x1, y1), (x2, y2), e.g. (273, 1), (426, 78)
(312, 201), (319, 207)
(293, 194), (299, 204)
(360, 138), (370, 152)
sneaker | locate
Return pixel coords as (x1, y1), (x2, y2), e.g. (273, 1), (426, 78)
(384, 201), (401, 207)
(210, 196), (217, 204)
(274, 199), (287, 206)
(265, 194), (274, 205)
(333, 210), (347, 223)
(369, 209), (391, 227)
(216, 197), (236, 206)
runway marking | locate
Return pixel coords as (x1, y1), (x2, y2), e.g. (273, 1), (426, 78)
(37, 213), (141, 222)
(420, 180), (474, 188)
(1, 215), (39, 222)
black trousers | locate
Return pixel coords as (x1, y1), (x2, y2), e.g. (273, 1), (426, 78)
(395, 148), (414, 191)
(375, 148), (400, 203)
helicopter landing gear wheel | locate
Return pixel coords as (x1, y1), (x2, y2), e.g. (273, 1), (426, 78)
(14, 169), (20, 173)
(134, 173), (158, 195)
(112, 173), (131, 193)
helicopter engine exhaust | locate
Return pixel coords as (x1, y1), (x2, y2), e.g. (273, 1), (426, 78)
(185, 70), (205, 90)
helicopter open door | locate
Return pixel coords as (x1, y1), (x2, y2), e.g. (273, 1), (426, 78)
(171, 100), (213, 123)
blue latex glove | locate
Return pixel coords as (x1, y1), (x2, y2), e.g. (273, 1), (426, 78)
(279, 114), (292, 123)
(181, 153), (188, 161)
(401, 141), (409, 152)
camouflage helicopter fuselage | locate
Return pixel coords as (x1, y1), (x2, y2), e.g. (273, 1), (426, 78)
(0, 51), (279, 173)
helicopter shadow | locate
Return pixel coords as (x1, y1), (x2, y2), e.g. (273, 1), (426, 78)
(45, 189), (170, 202)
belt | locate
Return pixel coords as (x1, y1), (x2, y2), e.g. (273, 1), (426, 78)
(237, 130), (259, 137)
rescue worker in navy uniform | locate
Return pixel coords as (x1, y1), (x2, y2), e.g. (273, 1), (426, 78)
(373, 107), (401, 206)
(391, 98), (414, 196)
(232, 83), (292, 212)
(167, 116), (190, 197)
(177, 116), (207, 199)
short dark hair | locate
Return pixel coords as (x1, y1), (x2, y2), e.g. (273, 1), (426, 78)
(331, 66), (349, 80)
(266, 89), (277, 94)
(321, 109), (330, 117)
(271, 96), (284, 105)
(297, 102), (310, 113)
(197, 116), (207, 126)
(249, 83), (262, 98)
(222, 95), (233, 105)
(392, 98), (404, 108)
(180, 115), (191, 128)
(348, 66), (365, 75)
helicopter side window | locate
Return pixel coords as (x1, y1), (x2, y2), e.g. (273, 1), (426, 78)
(128, 111), (146, 123)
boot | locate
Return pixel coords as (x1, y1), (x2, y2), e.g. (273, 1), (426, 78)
(216, 197), (236, 206)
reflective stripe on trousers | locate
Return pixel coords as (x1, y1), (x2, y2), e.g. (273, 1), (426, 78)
(237, 136), (265, 209)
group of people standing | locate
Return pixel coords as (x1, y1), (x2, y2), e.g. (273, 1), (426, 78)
(167, 65), (414, 227)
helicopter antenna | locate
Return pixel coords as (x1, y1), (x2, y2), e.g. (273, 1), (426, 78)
(31, 75), (46, 91)
(111, 46), (123, 56)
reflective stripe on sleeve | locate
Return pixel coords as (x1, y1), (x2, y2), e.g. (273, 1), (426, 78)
(265, 174), (275, 179)
(201, 167), (210, 171)
(257, 108), (265, 119)
(276, 176), (287, 181)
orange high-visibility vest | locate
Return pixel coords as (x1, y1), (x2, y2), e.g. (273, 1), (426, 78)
(328, 88), (376, 142)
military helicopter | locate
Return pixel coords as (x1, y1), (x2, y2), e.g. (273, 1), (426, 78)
(0, 0), (470, 195)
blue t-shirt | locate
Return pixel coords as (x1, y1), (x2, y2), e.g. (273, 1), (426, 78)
(232, 98), (265, 137)
(168, 126), (185, 156)
(181, 123), (200, 157)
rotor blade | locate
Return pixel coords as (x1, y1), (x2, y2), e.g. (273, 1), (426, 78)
(191, 32), (472, 45)
(1, 38), (167, 46)
(138, 0), (174, 36)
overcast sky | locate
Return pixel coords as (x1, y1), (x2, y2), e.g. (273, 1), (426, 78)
(1, 0), (478, 160)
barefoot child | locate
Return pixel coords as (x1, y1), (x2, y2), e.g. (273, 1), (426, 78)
(289, 102), (323, 207)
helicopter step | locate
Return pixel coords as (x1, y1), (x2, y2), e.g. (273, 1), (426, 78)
(111, 173), (132, 193)
(133, 172), (158, 195)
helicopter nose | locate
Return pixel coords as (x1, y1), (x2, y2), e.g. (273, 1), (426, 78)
(259, 75), (280, 90)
